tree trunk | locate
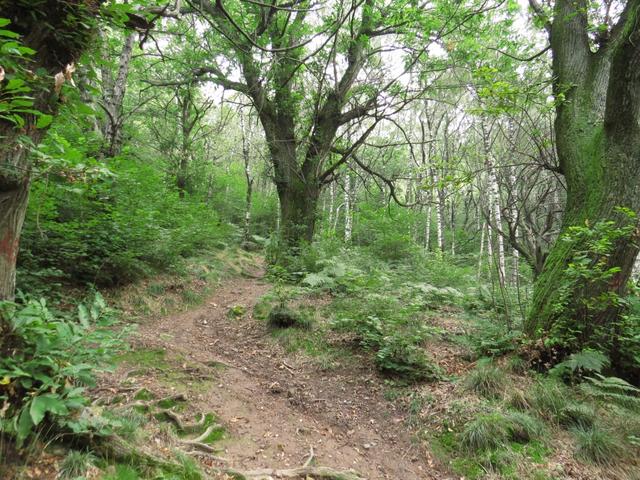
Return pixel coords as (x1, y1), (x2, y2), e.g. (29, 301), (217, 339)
(101, 32), (135, 158)
(328, 181), (336, 232)
(241, 116), (253, 242)
(525, 0), (640, 349)
(344, 173), (353, 243)
(481, 117), (506, 286)
(0, 179), (29, 301)
(276, 180), (320, 247)
(0, 0), (100, 300)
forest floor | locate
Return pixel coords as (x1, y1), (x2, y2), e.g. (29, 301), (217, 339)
(102, 260), (452, 480)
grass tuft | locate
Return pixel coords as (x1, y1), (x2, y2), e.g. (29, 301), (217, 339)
(59, 450), (96, 479)
(559, 403), (596, 429)
(572, 424), (624, 466)
(507, 389), (532, 411)
(464, 360), (508, 399)
(505, 411), (545, 442)
(528, 378), (570, 421)
(461, 413), (510, 451)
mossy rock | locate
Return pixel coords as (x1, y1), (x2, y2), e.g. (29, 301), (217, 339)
(267, 306), (310, 329)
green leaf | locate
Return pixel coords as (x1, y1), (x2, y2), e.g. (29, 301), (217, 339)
(16, 407), (34, 443)
(0, 18), (10, 27)
(30, 394), (69, 425)
(78, 304), (90, 327)
(36, 114), (53, 129)
(0, 29), (19, 38)
(5, 78), (25, 90)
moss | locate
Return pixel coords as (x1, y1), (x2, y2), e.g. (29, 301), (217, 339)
(116, 349), (169, 370)
(133, 388), (154, 401)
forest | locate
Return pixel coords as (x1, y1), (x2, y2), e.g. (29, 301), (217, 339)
(0, 0), (639, 479)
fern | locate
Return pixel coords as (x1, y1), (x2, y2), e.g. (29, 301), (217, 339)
(580, 374), (640, 411)
(550, 349), (609, 378)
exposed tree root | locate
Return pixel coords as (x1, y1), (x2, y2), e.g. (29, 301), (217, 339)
(91, 434), (365, 480)
(160, 410), (206, 433)
(223, 465), (366, 480)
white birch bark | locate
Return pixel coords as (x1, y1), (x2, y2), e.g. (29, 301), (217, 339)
(481, 117), (506, 285)
(240, 115), (253, 241)
(433, 167), (444, 253)
(101, 32), (135, 157)
(344, 173), (353, 242)
(328, 181), (335, 231)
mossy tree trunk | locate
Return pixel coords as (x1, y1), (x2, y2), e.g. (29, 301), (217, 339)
(0, 0), (101, 301)
(525, 1), (640, 340)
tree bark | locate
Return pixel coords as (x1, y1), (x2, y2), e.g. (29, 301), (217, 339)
(241, 116), (254, 242)
(101, 32), (135, 158)
(481, 117), (506, 286)
(0, 178), (29, 301)
(525, 0), (640, 346)
(344, 172), (353, 243)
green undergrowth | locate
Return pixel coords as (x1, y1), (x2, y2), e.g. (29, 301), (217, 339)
(115, 347), (217, 395)
(427, 361), (640, 479)
(111, 248), (262, 321)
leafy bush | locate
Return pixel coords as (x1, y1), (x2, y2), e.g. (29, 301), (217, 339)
(332, 291), (440, 382)
(405, 283), (463, 309)
(465, 319), (522, 358)
(375, 333), (442, 382)
(545, 209), (640, 379)
(19, 156), (233, 289)
(0, 294), (127, 445)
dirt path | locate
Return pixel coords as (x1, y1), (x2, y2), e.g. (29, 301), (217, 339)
(129, 267), (449, 480)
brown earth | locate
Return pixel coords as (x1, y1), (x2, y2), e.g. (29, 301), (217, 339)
(122, 265), (454, 480)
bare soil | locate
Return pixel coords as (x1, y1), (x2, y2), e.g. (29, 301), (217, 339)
(126, 265), (452, 480)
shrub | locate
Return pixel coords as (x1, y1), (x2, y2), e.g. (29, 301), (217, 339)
(0, 294), (127, 445)
(572, 424), (624, 466)
(375, 337), (441, 382)
(464, 360), (509, 399)
(465, 319), (522, 358)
